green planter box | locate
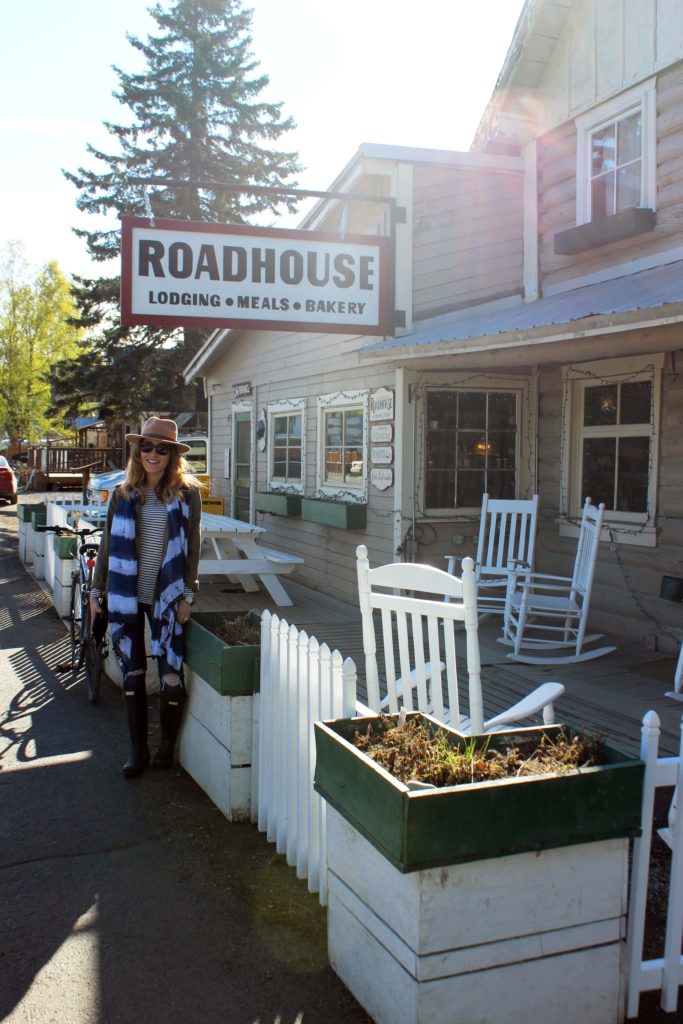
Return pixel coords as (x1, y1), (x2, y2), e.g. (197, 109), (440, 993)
(185, 610), (260, 696)
(54, 535), (77, 559)
(254, 492), (302, 517)
(314, 712), (644, 873)
(18, 504), (37, 523)
(301, 497), (367, 530)
(30, 509), (47, 528)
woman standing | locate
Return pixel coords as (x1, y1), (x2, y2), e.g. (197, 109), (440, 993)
(91, 417), (202, 778)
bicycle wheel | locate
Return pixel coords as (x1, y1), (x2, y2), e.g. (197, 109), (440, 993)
(83, 602), (103, 704)
(69, 576), (82, 679)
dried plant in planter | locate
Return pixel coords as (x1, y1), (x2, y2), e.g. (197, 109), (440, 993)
(213, 612), (261, 646)
(353, 715), (608, 788)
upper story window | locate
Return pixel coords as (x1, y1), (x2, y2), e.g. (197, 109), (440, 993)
(589, 110), (642, 220)
(576, 78), (656, 225)
(424, 386), (528, 512)
(267, 399), (304, 492)
(561, 355), (663, 546)
(317, 390), (368, 500)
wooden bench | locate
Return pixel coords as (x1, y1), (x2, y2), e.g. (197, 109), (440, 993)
(254, 546), (304, 566)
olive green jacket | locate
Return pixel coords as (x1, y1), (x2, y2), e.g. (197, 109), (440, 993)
(92, 485), (202, 597)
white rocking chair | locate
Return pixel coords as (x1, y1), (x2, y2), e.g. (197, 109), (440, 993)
(500, 497), (616, 666)
(356, 544), (564, 734)
(445, 494), (539, 616)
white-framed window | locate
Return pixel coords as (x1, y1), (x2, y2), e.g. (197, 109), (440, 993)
(575, 78), (656, 225)
(267, 399), (304, 492)
(316, 390), (368, 500)
(423, 379), (534, 513)
(560, 355), (663, 546)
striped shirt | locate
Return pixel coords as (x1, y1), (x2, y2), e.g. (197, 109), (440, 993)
(137, 487), (167, 604)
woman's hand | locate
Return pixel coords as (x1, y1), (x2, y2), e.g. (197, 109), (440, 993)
(176, 598), (192, 625)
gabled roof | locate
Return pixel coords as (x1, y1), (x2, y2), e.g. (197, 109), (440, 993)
(358, 259), (683, 361)
(472, 0), (574, 152)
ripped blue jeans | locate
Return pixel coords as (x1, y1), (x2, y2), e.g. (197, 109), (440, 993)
(123, 603), (186, 697)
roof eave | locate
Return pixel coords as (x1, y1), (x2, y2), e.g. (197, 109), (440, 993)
(357, 304), (683, 363)
(184, 327), (242, 383)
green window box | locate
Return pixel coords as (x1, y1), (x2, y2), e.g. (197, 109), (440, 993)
(254, 492), (302, 516)
(301, 497), (367, 530)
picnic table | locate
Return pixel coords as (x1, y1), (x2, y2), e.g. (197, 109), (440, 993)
(69, 503), (304, 608)
(199, 511), (304, 607)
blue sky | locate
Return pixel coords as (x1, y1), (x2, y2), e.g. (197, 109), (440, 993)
(0, 0), (526, 279)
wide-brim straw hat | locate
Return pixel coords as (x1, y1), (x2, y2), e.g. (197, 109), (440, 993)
(125, 417), (191, 453)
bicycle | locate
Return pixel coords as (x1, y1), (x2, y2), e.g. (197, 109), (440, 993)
(38, 523), (108, 703)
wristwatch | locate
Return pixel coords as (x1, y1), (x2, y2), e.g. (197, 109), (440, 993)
(183, 592), (195, 605)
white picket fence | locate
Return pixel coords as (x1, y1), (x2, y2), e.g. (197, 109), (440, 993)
(626, 710), (683, 1017)
(257, 610), (365, 905)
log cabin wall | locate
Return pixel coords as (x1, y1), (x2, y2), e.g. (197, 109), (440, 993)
(531, 352), (683, 652)
(538, 63), (683, 292)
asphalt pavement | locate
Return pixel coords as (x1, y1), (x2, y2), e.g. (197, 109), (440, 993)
(0, 501), (371, 1024)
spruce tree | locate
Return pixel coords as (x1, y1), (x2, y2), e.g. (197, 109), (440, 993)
(55, 0), (300, 423)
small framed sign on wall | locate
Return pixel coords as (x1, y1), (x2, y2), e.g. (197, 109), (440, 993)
(371, 467), (393, 491)
(370, 387), (394, 422)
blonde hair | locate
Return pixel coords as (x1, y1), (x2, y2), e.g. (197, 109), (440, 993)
(121, 444), (201, 503)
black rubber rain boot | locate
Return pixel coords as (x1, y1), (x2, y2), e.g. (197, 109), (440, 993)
(152, 686), (186, 769)
(122, 686), (150, 778)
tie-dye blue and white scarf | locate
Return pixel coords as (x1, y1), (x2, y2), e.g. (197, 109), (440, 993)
(107, 491), (189, 673)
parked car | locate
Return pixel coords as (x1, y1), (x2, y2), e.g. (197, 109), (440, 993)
(86, 467), (125, 506)
(0, 456), (18, 505)
(87, 435), (210, 505)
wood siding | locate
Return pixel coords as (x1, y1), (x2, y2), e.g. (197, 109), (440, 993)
(206, 327), (397, 607)
(531, 355), (683, 652)
(407, 348), (683, 651)
(538, 63), (683, 290)
(412, 164), (524, 320)
(537, 0), (683, 132)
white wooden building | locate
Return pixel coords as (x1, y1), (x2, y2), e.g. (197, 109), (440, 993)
(185, 0), (683, 651)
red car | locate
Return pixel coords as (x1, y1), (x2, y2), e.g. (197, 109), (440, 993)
(0, 456), (18, 505)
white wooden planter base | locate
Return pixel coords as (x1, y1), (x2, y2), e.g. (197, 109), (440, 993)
(18, 519), (27, 563)
(31, 528), (45, 580)
(178, 668), (254, 821)
(52, 552), (75, 618)
(327, 809), (628, 1024)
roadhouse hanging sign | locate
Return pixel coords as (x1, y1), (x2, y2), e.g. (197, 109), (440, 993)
(120, 216), (392, 335)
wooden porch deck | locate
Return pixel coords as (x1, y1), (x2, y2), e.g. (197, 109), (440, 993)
(196, 577), (683, 758)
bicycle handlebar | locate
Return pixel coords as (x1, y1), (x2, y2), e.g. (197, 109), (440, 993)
(35, 524), (101, 540)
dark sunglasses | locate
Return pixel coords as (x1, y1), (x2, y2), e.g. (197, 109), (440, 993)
(140, 440), (171, 456)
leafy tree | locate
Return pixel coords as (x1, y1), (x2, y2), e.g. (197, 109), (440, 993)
(0, 243), (82, 446)
(56, 0), (300, 422)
